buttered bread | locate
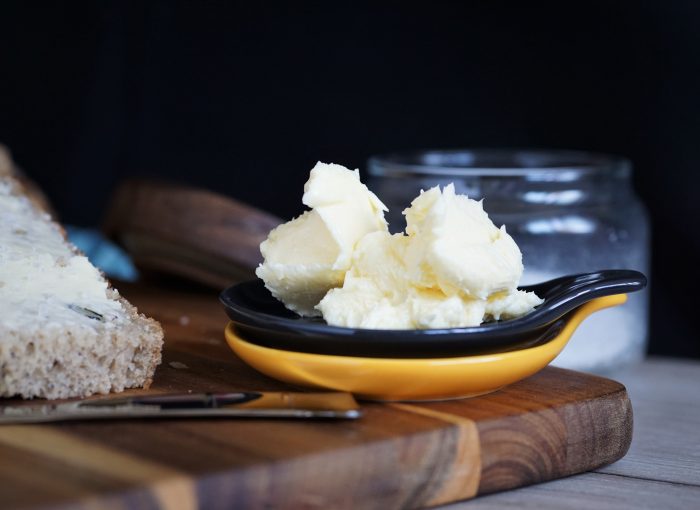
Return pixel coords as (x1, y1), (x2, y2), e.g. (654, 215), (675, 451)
(0, 172), (163, 399)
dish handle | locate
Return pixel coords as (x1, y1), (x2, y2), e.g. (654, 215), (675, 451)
(564, 293), (628, 340)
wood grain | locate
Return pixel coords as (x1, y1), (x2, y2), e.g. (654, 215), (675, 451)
(597, 358), (700, 486)
(424, 366), (632, 495)
(102, 180), (282, 288)
(443, 358), (700, 510)
(0, 283), (633, 509)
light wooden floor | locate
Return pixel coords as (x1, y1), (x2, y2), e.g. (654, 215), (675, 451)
(445, 357), (700, 509)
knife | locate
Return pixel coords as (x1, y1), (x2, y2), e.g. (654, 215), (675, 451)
(0, 391), (362, 424)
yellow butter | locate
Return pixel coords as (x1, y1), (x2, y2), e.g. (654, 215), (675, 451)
(255, 162), (388, 316)
(257, 164), (542, 328)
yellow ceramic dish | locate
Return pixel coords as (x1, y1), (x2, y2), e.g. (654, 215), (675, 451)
(225, 294), (626, 401)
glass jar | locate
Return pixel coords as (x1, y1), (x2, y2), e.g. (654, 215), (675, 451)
(367, 149), (650, 373)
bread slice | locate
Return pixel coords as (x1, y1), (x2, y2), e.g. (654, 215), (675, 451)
(0, 172), (163, 399)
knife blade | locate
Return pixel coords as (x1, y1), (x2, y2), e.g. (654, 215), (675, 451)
(0, 391), (362, 424)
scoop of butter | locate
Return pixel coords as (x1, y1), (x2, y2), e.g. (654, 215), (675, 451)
(255, 162), (388, 316)
(257, 164), (542, 328)
(403, 184), (524, 299)
(317, 184), (543, 329)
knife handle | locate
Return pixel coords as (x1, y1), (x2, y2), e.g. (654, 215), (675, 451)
(81, 392), (263, 409)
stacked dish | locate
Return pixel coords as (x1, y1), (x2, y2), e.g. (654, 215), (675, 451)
(221, 270), (646, 401)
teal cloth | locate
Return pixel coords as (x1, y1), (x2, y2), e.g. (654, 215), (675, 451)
(65, 226), (138, 282)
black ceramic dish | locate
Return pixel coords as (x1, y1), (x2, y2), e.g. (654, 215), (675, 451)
(219, 270), (647, 358)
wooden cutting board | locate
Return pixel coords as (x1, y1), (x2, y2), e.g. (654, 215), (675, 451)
(0, 283), (632, 510)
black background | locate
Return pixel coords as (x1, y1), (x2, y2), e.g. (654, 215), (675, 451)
(0, 2), (697, 357)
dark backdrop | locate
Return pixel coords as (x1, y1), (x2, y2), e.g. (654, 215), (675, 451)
(1, 2), (698, 357)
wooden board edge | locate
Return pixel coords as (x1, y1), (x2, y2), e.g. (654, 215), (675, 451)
(475, 383), (633, 495)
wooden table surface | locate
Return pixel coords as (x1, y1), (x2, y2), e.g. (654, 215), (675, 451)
(444, 356), (700, 509)
(1, 279), (697, 509)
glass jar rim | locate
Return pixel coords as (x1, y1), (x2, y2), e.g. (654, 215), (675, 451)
(367, 149), (631, 182)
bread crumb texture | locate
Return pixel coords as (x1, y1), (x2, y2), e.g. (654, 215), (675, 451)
(0, 174), (163, 399)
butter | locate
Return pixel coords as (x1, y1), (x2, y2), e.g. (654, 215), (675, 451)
(0, 181), (123, 332)
(317, 184), (543, 329)
(257, 165), (542, 329)
(255, 162), (388, 316)
(402, 184), (523, 299)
